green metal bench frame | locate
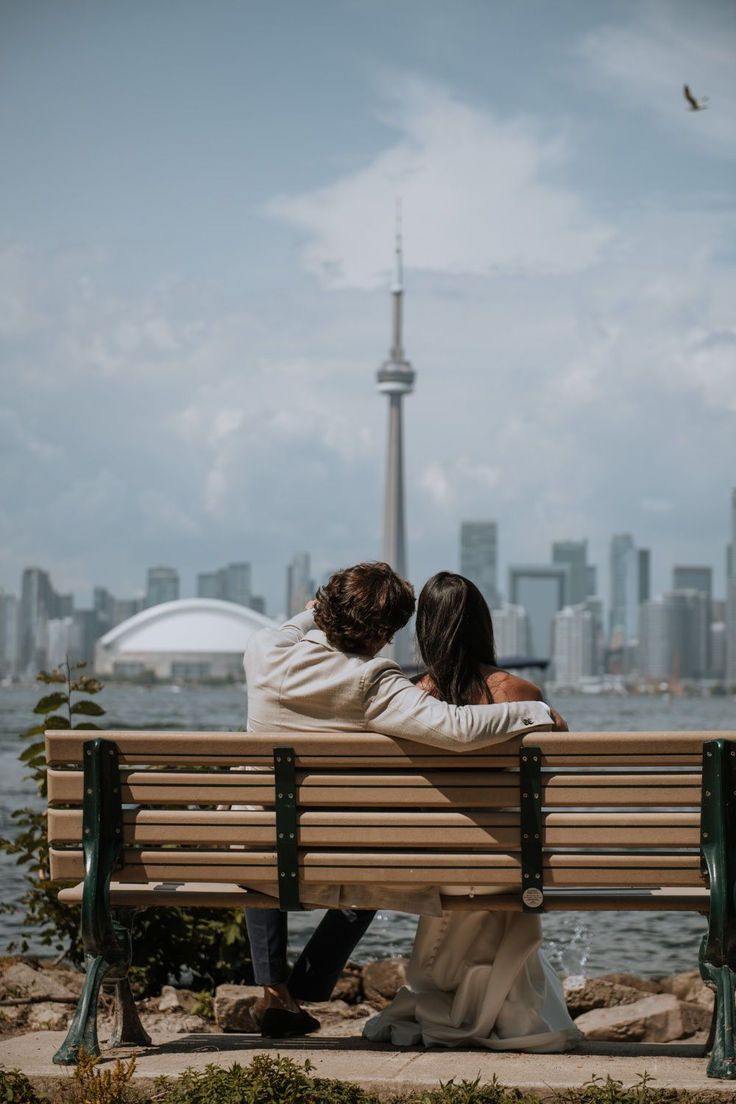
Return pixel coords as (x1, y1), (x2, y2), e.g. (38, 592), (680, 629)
(53, 735), (736, 1078)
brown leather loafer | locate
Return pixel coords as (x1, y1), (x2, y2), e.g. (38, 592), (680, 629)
(260, 1007), (321, 1038)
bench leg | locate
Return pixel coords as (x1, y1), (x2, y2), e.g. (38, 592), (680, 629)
(53, 953), (111, 1065)
(702, 960), (736, 1079)
(107, 977), (152, 1049)
(106, 911), (151, 1049)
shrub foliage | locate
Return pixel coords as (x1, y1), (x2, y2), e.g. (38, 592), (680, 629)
(0, 662), (251, 994)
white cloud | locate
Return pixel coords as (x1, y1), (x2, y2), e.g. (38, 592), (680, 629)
(579, 3), (736, 157)
(267, 77), (613, 289)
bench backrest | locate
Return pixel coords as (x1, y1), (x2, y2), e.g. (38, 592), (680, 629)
(46, 730), (731, 911)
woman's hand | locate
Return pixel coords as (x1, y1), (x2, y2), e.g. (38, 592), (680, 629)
(549, 708), (569, 731)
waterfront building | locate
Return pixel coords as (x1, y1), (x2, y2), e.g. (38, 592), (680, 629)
(0, 592), (19, 678)
(552, 605), (596, 688)
(638, 549), (651, 604)
(639, 590), (709, 682)
(46, 617), (78, 670)
(112, 596), (144, 626)
(508, 565), (568, 661)
(673, 565), (712, 672)
(286, 552), (314, 618)
(145, 566), (179, 608)
(552, 540), (593, 606)
(491, 604), (530, 661)
(19, 567), (72, 674)
(377, 209), (415, 664)
(726, 489), (736, 686)
(712, 621), (726, 682)
(197, 562), (252, 607)
(95, 598), (275, 680)
(609, 534), (641, 647)
(461, 522), (499, 610)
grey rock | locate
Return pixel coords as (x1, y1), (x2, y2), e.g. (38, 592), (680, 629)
(680, 999), (714, 1035)
(157, 985), (199, 1013)
(574, 993), (685, 1042)
(660, 970), (715, 1009)
(1, 962), (78, 1002)
(26, 1002), (73, 1032)
(564, 977), (648, 1018)
(214, 984), (261, 1033)
(362, 958), (408, 1009)
(597, 972), (661, 994)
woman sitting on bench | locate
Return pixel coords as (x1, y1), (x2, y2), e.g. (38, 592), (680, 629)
(363, 572), (581, 1052)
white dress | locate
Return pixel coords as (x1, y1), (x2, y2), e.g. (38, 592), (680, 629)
(362, 908), (581, 1051)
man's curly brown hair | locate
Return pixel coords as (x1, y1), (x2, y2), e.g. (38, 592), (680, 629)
(313, 562), (415, 655)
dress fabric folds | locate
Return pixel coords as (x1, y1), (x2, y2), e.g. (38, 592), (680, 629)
(363, 909), (581, 1051)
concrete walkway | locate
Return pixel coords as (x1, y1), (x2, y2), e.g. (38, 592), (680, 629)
(1, 1031), (732, 1099)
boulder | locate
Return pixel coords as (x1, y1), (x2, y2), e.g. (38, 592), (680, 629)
(0, 961), (78, 1002)
(660, 970), (715, 1009)
(680, 1000), (714, 1035)
(26, 1002), (73, 1031)
(574, 993), (685, 1042)
(157, 985), (199, 1013)
(597, 972), (661, 994)
(362, 959), (408, 1009)
(564, 977), (649, 1018)
(214, 984), (261, 1033)
(330, 964), (363, 1004)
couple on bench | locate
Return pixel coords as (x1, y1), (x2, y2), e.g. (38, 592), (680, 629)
(243, 561), (579, 1051)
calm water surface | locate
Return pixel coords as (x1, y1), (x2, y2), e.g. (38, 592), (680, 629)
(1, 684), (734, 978)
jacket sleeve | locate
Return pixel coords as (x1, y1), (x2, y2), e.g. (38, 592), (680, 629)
(362, 660), (554, 751)
(275, 609), (316, 643)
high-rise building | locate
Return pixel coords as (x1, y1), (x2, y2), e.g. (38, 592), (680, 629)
(460, 522), (499, 610)
(552, 605), (596, 687)
(491, 604), (530, 660)
(638, 549), (651, 604)
(673, 565), (712, 672)
(197, 563), (252, 607)
(508, 565), (568, 661)
(552, 540), (592, 606)
(377, 208), (415, 664)
(609, 534), (640, 646)
(726, 489), (736, 685)
(286, 552), (314, 618)
(145, 566), (179, 608)
(19, 567), (72, 674)
(0, 592), (19, 678)
(639, 590), (709, 681)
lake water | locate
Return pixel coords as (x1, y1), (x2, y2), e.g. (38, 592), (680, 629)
(1, 683), (733, 978)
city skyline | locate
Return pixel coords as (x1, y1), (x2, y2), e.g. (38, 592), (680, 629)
(1, 3), (734, 620)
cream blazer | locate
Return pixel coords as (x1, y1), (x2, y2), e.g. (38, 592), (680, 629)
(241, 611), (554, 915)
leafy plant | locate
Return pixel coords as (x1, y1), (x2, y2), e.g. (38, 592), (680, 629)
(0, 1068), (43, 1104)
(67, 1053), (137, 1104)
(0, 663), (252, 995)
(154, 1056), (382, 1104)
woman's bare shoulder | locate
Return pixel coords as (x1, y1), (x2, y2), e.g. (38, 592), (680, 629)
(486, 670), (544, 703)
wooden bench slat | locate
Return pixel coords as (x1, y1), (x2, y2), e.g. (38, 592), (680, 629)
(45, 730), (718, 768)
(47, 807), (701, 848)
(47, 768), (704, 809)
(55, 880), (708, 913)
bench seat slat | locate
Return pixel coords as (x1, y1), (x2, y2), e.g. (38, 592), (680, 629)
(55, 880), (709, 912)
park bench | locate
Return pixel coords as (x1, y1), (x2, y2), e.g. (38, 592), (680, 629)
(45, 729), (736, 1078)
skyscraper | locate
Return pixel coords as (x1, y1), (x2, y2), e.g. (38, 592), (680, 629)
(460, 522), (499, 610)
(0, 591), (19, 678)
(19, 567), (71, 674)
(508, 565), (569, 661)
(377, 209), (415, 663)
(145, 566), (179, 608)
(492, 604), (530, 660)
(609, 534), (640, 646)
(552, 540), (592, 605)
(673, 565), (712, 672)
(552, 605), (596, 688)
(726, 489), (736, 685)
(286, 552), (314, 618)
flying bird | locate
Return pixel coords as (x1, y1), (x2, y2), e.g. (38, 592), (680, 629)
(683, 84), (708, 111)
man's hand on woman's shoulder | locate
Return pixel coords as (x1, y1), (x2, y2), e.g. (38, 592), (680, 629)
(548, 707), (569, 732)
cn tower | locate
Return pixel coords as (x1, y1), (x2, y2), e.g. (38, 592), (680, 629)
(376, 207), (415, 663)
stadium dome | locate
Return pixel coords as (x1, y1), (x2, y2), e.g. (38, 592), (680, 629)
(94, 598), (276, 680)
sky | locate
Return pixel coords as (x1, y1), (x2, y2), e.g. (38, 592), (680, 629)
(1, 0), (735, 615)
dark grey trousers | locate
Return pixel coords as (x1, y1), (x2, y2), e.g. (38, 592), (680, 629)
(245, 907), (376, 1000)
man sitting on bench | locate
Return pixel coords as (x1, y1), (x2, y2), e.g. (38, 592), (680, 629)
(243, 561), (567, 1038)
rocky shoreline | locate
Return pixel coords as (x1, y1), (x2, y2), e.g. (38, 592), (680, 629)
(0, 956), (713, 1047)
